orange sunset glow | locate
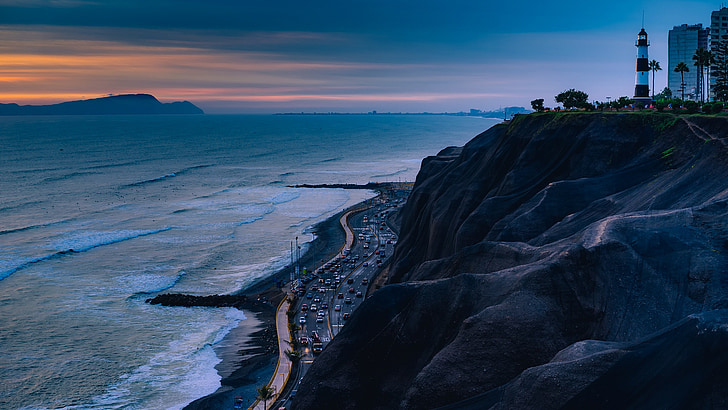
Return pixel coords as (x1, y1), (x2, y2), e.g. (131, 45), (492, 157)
(0, 2), (720, 113)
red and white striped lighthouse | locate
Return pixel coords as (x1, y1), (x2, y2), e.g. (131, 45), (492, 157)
(634, 27), (651, 102)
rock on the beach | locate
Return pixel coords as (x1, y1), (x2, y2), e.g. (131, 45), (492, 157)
(292, 113), (728, 409)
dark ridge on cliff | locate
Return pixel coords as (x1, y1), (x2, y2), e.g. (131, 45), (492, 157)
(0, 93), (203, 115)
(292, 112), (728, 409)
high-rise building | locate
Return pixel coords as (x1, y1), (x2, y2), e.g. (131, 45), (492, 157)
(668, 24), (708, 101)
(710, 8), (728, 100)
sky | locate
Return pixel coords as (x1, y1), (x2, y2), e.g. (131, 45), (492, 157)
(0, 0), (722, 113)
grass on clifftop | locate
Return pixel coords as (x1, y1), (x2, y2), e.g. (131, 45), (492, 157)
(511, 110), (684, 137)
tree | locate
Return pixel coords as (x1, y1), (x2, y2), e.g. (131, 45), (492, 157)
(649, 60), (662, 99)
(711, 41), (728, 102)
(530, 98), (545, 112)
(674, 62), (689, 100)
(614, 96), (634, 109)
(256, 385), (276, 410)
(285, 349), (303, 363)
(655, 87), (672, 100)
(555, 89), (589, 109)
(693, 48), (714, 103)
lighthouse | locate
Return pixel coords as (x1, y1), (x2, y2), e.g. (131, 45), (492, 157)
(634, 27), (651, 102)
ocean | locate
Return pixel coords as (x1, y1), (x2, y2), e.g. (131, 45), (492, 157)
(0, 114), (498, 409)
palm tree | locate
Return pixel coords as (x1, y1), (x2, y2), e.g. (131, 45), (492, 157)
(693, 49), (704, 102)
(285, 349), (303, 363)
(649, 60), (662, 99)
(674, 62), (689, 100)
(708, 50), (716, 101)
(256, 385), (275, 410)
(693, 48), (714, 103)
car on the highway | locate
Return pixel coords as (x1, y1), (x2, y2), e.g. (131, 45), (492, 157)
(322, 302), (328, 309)
(334, 304), (341, 311)
(316, 316), (324, 323)
(301, 304), (308, 311)
(310, 304), (317, 311)
(314, 296), (321, 303)
(299, 316), (306, 324)
(306, 293), (313, 299)
(300, 335), (308, 345)
(343, 312), (351, 320)
(363, 262), (368, 267)
(345, 297), (352, 304)
(347, 278), (354, 284)
(356, 291), (363, 298)
(348, 287), (355, 293)
(361, 278), (369, 285)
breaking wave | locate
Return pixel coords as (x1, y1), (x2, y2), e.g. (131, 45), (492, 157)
(0, 228), (171, 281)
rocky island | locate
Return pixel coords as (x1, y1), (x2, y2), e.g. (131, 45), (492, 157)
(0, 93), (203, 115)
(292, 112), (728, 409)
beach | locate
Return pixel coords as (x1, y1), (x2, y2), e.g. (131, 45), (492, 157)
(0, 114), (495, 409)
(182, 202), (352, 409)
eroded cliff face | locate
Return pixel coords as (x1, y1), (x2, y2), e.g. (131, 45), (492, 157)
(292, 113), (728, 409)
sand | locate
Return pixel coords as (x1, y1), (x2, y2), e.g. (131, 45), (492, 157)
(183, 207), (349, 410)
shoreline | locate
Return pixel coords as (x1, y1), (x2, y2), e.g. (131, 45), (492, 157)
(182, 201), (357, 409)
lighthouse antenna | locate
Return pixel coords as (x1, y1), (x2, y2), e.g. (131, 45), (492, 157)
(642, 10), (645, 29)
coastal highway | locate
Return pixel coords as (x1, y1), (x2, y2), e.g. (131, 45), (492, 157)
(273, 199), (401, 409)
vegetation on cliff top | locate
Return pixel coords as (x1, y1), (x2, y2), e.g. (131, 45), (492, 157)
(293, 112), (728, 409)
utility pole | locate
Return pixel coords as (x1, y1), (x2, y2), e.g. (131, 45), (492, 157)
(295, 236), (299, 282)
(290, 241), (294, 283)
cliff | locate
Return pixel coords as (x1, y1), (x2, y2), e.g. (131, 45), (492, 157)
(0, 93), (203, 115)
(292, 112), (728, 409)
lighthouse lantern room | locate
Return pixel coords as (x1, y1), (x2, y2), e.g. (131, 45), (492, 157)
(634, 28), (651, 102)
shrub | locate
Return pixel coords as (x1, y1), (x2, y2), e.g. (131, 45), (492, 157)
(684, 100), (699, 113)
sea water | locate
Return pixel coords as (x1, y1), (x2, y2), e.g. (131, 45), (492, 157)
(0, 114), (498, 409)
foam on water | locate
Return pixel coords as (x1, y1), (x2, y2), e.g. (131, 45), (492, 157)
(0, 228), (172, 281)
(50, 229), (171, 253)
(270, 190), (301, 205)
(0, 114), (499, 409)
(121, 269), (188, 298)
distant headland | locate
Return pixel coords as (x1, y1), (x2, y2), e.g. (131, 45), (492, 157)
(0, 94), (204, 116)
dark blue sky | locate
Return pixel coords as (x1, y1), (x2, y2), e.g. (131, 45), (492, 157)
(0, 0), (720, 113)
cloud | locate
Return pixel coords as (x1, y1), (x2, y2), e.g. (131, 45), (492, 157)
(0, 1), (721, 112)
